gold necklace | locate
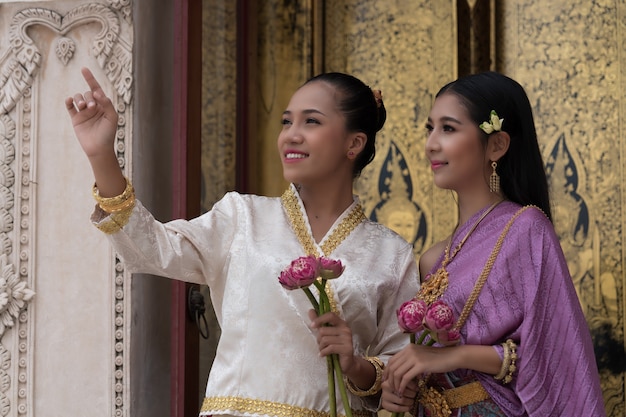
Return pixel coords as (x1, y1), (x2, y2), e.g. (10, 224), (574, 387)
(417, 200), (503, 304)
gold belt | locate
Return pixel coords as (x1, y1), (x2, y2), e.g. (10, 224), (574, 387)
(415, 380), (491, 417)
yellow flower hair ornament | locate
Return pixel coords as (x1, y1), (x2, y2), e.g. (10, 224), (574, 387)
(479, 110), (504, 134)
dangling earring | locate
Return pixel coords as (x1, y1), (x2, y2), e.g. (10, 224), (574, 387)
(490, 161), (500, 193)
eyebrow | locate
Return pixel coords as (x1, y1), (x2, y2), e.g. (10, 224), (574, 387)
(427, 115), (462, 124)
(283, 109), (326, 117)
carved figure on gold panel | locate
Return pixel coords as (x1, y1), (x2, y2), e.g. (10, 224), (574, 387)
(371, 142), (426, 252)
(545, 133), (625, 383)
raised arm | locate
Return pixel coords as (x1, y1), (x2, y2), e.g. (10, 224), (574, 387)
(65, 67), (126, 197)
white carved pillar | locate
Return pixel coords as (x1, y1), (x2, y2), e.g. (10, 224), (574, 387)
(0, 1), (133, 416)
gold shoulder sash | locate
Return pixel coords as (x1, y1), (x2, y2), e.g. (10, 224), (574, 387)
(454, 205), (533, 330)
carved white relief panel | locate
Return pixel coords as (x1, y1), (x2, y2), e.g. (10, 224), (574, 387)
(0, 2), (132, 416)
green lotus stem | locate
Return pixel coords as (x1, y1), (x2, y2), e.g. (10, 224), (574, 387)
(315, 279), (330, 315)
(327, 355), (337, 417)
(416, 330), (429, 345)
(302, 287), (320, 313)
(410, 333), (416, 344)
(331, 354), (353, 417)
(312, 278), (347, 416)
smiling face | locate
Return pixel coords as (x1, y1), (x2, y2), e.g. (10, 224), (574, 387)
(425, 93), (491, 195)
(278, 81), (358, 187)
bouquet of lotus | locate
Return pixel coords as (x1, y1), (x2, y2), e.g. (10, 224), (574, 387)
(390, 297), (460, 417)
(278, 255), (353, 417)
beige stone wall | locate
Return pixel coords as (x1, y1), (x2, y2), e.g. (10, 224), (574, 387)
(0, 1), (134, 416)
(0, 1), (177, 416)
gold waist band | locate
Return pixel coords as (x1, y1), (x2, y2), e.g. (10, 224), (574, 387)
(417, 380), (491, 416)
(202, 395), (373, 417)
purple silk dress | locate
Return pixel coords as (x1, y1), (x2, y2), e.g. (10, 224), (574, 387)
(423, 201), (605, 417)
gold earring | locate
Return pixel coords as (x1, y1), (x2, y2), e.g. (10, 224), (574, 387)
(490, 161), (500, 193)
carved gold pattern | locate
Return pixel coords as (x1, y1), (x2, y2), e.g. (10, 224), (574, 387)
(212, 1), (626, 416)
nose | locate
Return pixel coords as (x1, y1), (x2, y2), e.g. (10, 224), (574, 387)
(425, 129), (439, 154)
(277, 124), (303, 150)
(282, 124), (304, 144)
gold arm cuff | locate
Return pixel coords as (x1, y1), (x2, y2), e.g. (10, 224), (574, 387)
(94, 206), (134, 234)
(494, 339), (517, 384)
(345, 356), (384, 397)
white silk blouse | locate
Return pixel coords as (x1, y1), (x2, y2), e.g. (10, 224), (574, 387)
(93, 185), (420, 417)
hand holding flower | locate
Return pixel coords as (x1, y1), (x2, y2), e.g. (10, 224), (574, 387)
(310, 310), (357, 376)
(279, 255), (353, 417)
(387, 297), (460, 416)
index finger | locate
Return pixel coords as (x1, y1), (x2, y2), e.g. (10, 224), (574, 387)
(81, 67), (104, 94)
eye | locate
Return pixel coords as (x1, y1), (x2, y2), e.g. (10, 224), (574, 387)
(281, 118), (292, 126)
(305, 118), (321, 124)
(425, 122), (433, 133)
(442, 124), (455, 132)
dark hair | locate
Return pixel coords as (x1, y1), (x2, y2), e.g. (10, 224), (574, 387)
(304, 72), (387, 177)
(436, 71), (552, 221)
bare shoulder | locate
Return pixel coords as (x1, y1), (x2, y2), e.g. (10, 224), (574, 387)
(418, 239), (447, 279)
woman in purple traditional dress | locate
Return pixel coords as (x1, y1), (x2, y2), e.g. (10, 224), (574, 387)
(381, 72), (605, 416)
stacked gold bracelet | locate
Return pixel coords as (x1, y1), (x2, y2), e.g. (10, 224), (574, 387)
(92, 177), (136, 214)
(494, 339), (517, 384)
(345, 356), (384, 397)
(91, 177), (136, 234)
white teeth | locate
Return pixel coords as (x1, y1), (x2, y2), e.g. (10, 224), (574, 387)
(285, 153), (307, 159)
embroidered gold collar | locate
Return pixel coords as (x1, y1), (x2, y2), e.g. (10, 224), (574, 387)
(281, 186), (366, 257)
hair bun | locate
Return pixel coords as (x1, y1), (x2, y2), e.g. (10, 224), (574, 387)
(372, 89), (387, 132)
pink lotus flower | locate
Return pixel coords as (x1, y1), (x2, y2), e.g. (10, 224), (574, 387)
(318, 257), (345, 280)
(424, 300), (455, 332)
(396, 298), (427, 333)
(434, 328), (461, 347)
(278, 255), (319, 290)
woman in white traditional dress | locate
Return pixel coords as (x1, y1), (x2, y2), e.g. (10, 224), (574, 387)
(66, 68), (420, 417)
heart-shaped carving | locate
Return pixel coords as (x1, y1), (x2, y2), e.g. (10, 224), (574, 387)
(0, 3), (132, 113)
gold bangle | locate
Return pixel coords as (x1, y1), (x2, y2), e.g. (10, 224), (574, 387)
(494, 339), (517, 384)
(345, 356), (384, 397)
(93, 177), (135, 213)
(101, 195), (136, 214)
(92, 177), (134, 207)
